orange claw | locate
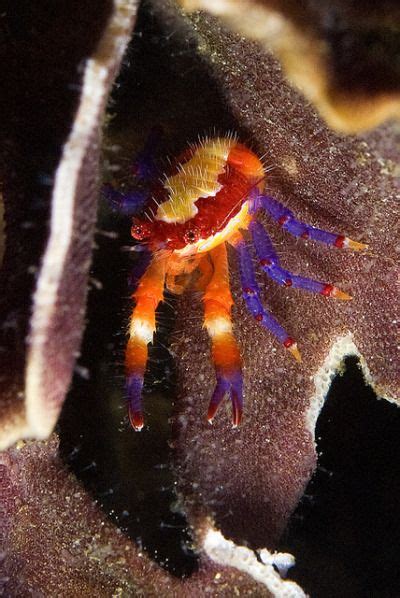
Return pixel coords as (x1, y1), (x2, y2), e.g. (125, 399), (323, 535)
(321, 283), (352, 300)
(346, 237), (368, 251)
(288, 342), (302, 363)
(331, 287), (352, 300)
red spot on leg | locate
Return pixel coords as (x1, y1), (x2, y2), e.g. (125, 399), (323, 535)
(283, 337), (295, 348)
(283, 337), (302, 362)
(260, 258), (272, 267)
(321, 283), (334, 296)
(334, 235), (345, 248)
(321, 283), (352, 300)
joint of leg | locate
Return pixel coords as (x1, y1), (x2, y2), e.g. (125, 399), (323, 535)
(278, 215), (289, 226)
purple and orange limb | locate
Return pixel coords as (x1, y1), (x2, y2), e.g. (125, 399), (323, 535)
(252, 194), (368, 251)
(250, 221), (352, 300)
(131, 126), (165, 181)
(125, 255), (167, 430)
(235, 234), (302, 363)
(203, 244), (243, 426)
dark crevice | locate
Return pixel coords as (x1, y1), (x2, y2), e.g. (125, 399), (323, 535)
(0, 0), (112, 410)
(280, 357), (400, 598)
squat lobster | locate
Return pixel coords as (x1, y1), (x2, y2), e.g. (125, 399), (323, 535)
(103, 133), (367, 430)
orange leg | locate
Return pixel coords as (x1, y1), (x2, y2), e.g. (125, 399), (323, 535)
(125, 255), (166, 430)
(203, 243), (243, 426)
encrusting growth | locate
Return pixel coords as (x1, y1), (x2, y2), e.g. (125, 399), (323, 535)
(103, 133), (367, 430)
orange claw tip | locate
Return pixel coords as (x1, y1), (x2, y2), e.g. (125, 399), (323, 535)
(287, 342), (302, 363)
(346, 238), (368, 251)
(331, 287), (353, 301)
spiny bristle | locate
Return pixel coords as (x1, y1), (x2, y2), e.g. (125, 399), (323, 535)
(158, 136), (237, 224)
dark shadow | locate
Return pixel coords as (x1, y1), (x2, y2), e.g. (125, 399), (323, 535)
(0, 0), (112, 417)
(58, 211), (198, 575)
(279, 357), (400, 598)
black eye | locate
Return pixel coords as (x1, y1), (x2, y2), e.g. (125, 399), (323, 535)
(184, 228), (199, 244)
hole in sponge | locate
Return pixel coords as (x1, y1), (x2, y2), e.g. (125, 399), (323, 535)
(280, 357), (400, 597)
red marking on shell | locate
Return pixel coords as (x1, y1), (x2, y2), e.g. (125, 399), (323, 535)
(226, 143), (265, 180)
(130, 141), (265, 250)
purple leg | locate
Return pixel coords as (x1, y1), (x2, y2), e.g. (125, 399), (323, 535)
(236, 238), (301, 361)
(207, 372), (243, 428)
(252, 193), (367, 250)
(103, 127), (165, 215)
(128, 250), (152, 291)
(131, 126), (164, 182)
(250, 221), (352, 299)
(102, 183), (149, 216)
